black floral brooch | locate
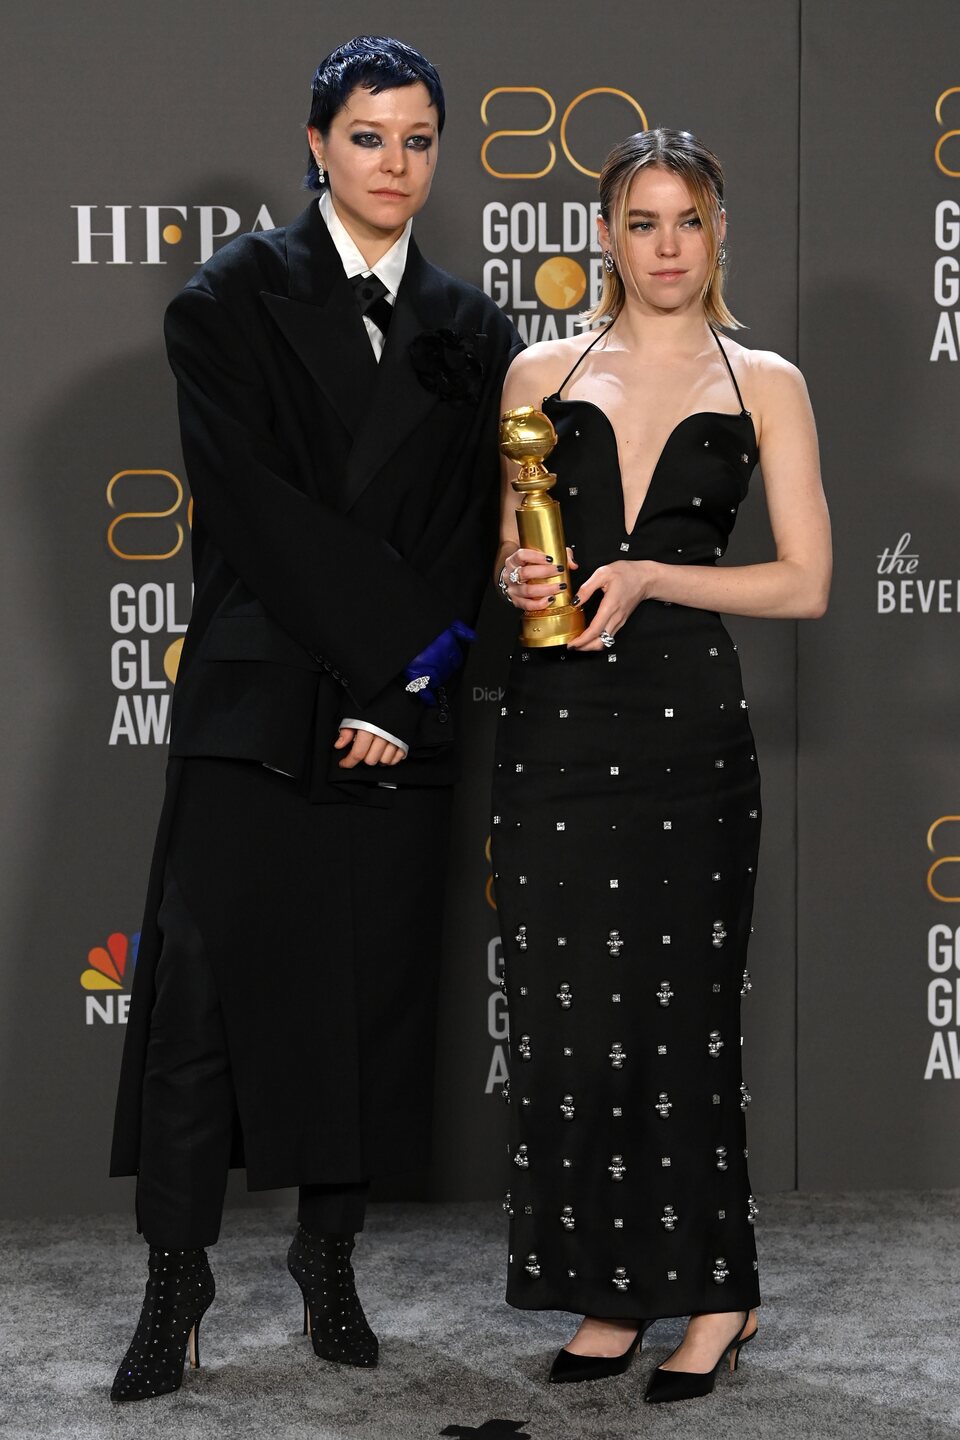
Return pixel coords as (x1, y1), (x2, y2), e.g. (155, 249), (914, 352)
(409, 328), (484, 406)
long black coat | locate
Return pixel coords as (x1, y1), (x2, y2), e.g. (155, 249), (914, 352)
(110, 201), (520, 1186)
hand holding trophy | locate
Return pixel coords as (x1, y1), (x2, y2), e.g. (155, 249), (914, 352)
(499, 406), (585, 647)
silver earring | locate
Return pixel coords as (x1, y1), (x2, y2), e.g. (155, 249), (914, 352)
(316, 159), (325, 185)
(603, 251), (616, 275)
(717, 243), (727, 267)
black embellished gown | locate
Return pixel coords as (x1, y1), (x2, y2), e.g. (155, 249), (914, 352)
(492, 328), (762, 1320)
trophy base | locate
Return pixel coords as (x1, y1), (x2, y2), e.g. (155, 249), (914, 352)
(520, 605), (585, 648)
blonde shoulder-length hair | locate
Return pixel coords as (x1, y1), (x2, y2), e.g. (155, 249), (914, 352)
(583, 127), (742, 331)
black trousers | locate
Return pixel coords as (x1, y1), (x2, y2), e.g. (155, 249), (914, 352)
(136, 863), (368, 1248)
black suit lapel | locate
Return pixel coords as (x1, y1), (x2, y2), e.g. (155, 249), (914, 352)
(342, 241), (455, 512)
(258, 202), (377, 440)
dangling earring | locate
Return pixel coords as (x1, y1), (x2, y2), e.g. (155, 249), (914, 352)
(717, 243), (727, 268)
(603, 251), (616, 275)
(315, 157), (325, 185)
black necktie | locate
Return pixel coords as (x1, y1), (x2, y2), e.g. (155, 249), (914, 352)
(350, 273), (393, 344)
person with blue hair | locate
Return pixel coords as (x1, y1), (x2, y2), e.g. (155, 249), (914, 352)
(109, 35), (520, 1402)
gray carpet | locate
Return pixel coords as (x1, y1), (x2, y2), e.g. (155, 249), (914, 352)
(2, 1191), (958, 1440)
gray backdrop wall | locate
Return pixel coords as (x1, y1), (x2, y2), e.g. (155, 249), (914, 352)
(0, 0), (956, 1221)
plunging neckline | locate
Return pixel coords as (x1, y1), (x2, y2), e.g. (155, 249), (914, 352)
(545, 394), (756, 537)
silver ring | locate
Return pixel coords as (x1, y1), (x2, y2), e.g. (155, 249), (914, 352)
(509, 566), (522, 585)
(600, 630), (616, 648)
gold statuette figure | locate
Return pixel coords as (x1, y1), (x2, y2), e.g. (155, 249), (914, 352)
(500, 405), (585, 647)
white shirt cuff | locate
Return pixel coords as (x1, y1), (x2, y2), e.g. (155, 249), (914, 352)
(340, 719), (409, 756)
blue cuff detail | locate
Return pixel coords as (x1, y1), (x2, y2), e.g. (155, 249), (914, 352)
(403, 620), (476, 707)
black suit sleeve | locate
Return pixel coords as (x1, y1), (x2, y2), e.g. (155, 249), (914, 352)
(165, 283), (458, 707)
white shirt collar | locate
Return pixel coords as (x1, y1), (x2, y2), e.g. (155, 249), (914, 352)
(319, 189), (411, 300)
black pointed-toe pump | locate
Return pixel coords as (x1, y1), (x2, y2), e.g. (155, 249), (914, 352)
(549, 1319), (653, 1384)
(644, 1310), (757, 1404)
(110, 1247), (215, 1402)
(287, 1226), (379, 1367)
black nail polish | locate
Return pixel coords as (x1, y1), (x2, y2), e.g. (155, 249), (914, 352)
(545, 554), (554, 562)
(556, 565), (564, 572)
(559, 583), (567, 591)
(573, 595), (581, 605)
(547, 596), (556, 605)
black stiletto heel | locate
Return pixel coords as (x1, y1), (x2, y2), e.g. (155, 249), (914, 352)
(110, 1248), (215, 1402)
(287, 1226), (378, 1367)
(644, 1311), (757, 1404)
(549, 1319), (652, 1384)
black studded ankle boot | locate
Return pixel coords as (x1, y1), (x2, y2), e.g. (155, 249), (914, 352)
(287, 1226), (379, 1367)
(110, 1247), (215, 1402)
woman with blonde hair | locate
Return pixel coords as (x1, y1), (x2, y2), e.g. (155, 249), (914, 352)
(492, 127), (830, 1403)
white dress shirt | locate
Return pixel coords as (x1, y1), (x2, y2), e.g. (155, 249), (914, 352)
(320, 190), (413, 758)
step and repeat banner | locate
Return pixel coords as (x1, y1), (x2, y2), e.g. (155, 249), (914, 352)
(0, 0), (955, 1220)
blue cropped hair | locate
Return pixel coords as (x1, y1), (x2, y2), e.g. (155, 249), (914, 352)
(305, 35), (446, 190)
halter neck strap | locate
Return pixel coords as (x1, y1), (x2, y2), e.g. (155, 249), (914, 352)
(553, 322), (615, 398)
(551, 321), (747, 415)
(709, 327), (748, 413)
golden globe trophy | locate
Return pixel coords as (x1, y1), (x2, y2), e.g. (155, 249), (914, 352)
(500, 405), (585, 647)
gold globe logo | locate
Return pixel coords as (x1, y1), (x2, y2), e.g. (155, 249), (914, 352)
(535, 256), (587, 310)
(163, 637), (184, 683)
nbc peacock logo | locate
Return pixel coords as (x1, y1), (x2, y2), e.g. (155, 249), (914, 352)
(81, 931), (139, 1025)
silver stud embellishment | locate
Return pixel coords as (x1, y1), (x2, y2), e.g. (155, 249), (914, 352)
(661, 1156), (672, 1167)
(560, 1094), (575, 1121)
(501, 1082), (510, 1104)
(613, 1217), (624, 1229)
(661, 1204), (678, 1231)
(740, 1081), (752, 1110)
(525, 1253), (541, 1278)
(709, 646), (719, 656)
(664, 707), (674, 717)
(655, 1091), (673, 1119)
(610, 878), (619, 889)
(559, 708), (568, 718)
(747, 1194), (759, 1224)
(608, 1154), (626, 1180)
(518, 1034), (532, 1061)
(609, 1042), (626, 1070)
(607, 929), (623, 956)
(560, 1205), (576, 1231)
(708, 1030), (724, 1058)
(663, 820), (673, 830)
(556, 821), (566, 831)
(515, 925), (528, 951)
(568, 485), (578, 495)
(715, 1145), (728, 1170)
(657, 979), (674, 1007)
(741, 452), (750, 463)
(610, 765), (619, 775)
(741, 968), (753, 995)
(502, 1190), (513, 1215)
(713, 1257), (730, 1284)
(692, 496), (703, 506)
(612, 1266), (630, 1292)
(712, 920), (727, 948)
(557, 983), (573, 1009)
(612, 992), (621, 1003)
(513, 1144), (529, 1169)
(620, 542), (630, 552)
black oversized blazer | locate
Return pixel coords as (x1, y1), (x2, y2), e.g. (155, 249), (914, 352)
(163, 198), (521, 797)
(111, 203), (520, 1182)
